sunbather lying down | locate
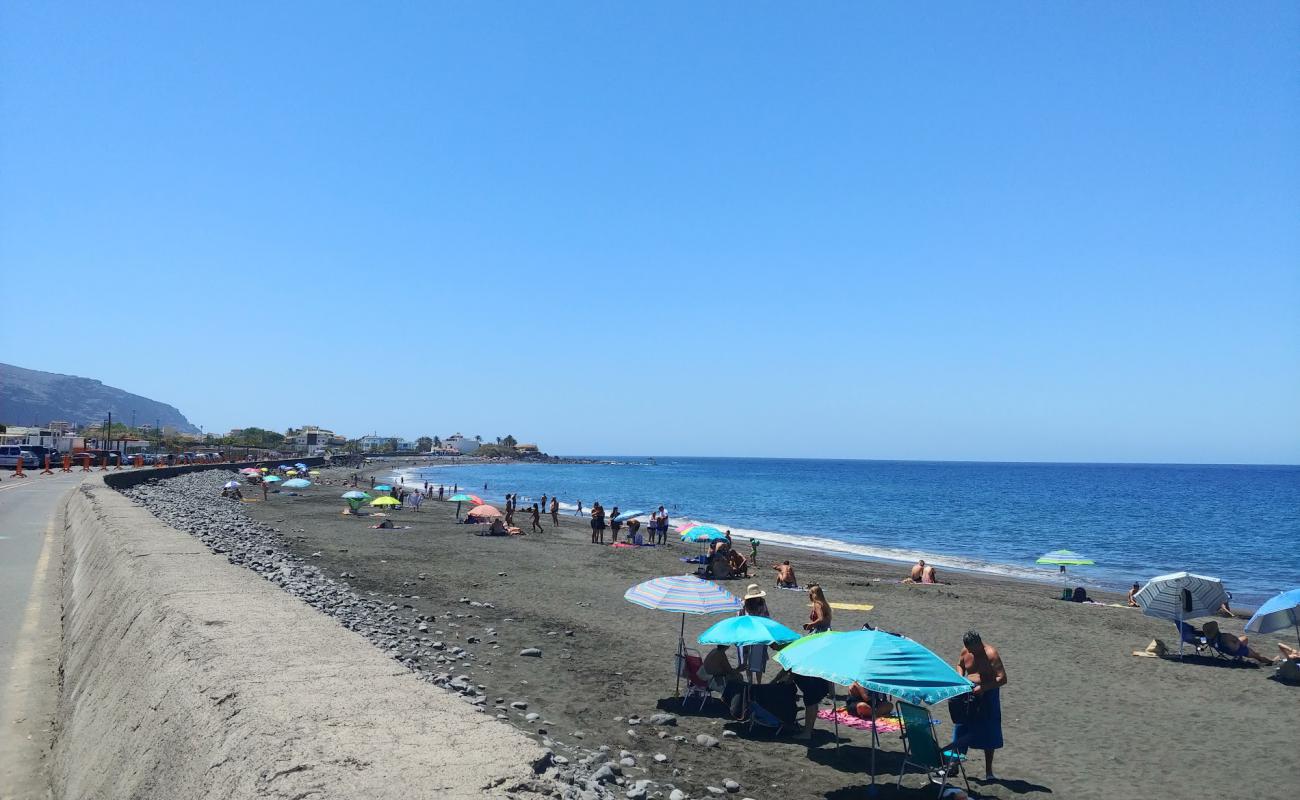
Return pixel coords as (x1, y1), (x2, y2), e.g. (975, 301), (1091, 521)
(1201, 621), (1274, 665)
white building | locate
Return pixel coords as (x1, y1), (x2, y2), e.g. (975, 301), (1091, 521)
(443, 433), (480, 454)
(290, 425), (340, 455)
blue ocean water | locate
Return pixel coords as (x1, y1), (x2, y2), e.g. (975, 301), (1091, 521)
(401, 458), (1299, 606)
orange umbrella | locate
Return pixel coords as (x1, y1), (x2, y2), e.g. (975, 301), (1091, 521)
(467, 504), (502, 518)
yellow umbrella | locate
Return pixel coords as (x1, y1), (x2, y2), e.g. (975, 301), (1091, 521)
(308, 470), (321, 475)
(370, 496), (401, 506)
(286, 469), (298, 476)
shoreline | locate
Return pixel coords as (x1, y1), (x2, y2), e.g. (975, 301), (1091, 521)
(382, 462), (1266, 612)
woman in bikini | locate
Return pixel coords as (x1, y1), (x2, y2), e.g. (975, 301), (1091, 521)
(803, 584), (832, 633)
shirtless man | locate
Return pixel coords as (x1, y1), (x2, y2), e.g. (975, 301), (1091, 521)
(908, 560), (926, 582)
(955, 631), (1008, 780)
(1127, 582), (1141, 607)
(773, 560), (797, 588)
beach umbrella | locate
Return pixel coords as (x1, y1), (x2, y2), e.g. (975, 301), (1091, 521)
(240, 467), (260, 475)
(283, 478), (311, 489)
(295, 462), (308, 468)
(259, 467), (269, 472)
(467, 504), (502, 518)
(679, 525), (727, 543)
(285, 470), (298, 476)
(1135, 572), (1229, 658)
(371, 496), (400, 506)
(278, 465), (290, 470)
(308, 470), (320, 475)
(1036, 549), (1095, 587)
(697, 615), (802, 647)
(613, 510), (646, 523)
(1244, 588), (1300, 648)
(263, 475), (282, 483)
(448, 493), (484, 505)
(625, 575), (742, 696)
(342, 491), (371, 500)
(223, 480), (240, 489)
(775, 629), (974, 787)
(374, 484), (394, 492)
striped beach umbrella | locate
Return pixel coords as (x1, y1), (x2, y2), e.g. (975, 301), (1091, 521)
(625, 575), (741, 696)
(678, 525), (727, 543)
(1135, 571), (1228, 623)
(1036, 549), (1095, 586)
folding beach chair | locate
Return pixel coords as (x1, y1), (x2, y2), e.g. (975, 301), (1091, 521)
(1174, 621), (1210, 659)
(746, 682), (798, 737)
(676, 649), (712, 711)
(896, 701), (969, 798)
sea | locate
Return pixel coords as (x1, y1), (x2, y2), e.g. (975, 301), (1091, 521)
(396, 457), (1299, 606)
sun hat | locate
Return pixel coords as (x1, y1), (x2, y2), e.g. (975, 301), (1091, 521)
(743, 584), (767, 601)
(1132, 639), (1169, 658)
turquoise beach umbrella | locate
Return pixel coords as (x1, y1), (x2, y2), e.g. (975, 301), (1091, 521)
(263, 475), (282, 483)
(374, 484), (394, 492)
(697, 615), (802, 647)
(613, 510), (646, 523)
(774, 630), (973, 706)
(282, 478), (311, 488)
(342, 491), (371, 500)
(679, 525), (727, 543)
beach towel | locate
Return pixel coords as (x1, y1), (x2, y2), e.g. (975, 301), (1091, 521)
(830, 602), (875, 612)
(817, 708), (939, 734)
(776, 585), (805, 591)
(611, 542), (637, 548)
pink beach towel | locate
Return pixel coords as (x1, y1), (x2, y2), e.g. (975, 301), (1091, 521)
(817, 708), (941, 733)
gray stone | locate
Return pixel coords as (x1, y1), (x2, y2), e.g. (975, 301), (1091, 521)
(519, 647), (543, 657)
(653, 753), (669, 763)
(723, 779), (740, 792)
(669, 791), (687, 800)
(695, 734), (720, 748)
(648, 713), (678, 726)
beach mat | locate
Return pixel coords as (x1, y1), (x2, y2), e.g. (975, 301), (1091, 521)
(830, 602), (875, 612)
(817, 708), (939, 733)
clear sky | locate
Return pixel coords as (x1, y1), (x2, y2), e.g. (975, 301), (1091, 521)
(2, 3), (1297, 463)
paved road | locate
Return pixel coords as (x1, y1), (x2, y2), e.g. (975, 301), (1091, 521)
(0, 470), (84, 800)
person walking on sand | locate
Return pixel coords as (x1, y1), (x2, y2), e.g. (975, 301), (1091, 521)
(609, 506), (622, 542)
(550, 497), (559, 526)
(530, 503), (543, 533)
(261, 480), (269, 501)
(576, 500), (583, 517)
(803, 585), (831, 633)
(954, 630), (1007, 781)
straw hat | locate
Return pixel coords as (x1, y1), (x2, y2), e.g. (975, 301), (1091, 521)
(1132, 639), (1169, 658)
(743, 584), (767, 601)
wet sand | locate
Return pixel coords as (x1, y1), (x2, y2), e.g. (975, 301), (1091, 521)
(244, 465), (1295, 800)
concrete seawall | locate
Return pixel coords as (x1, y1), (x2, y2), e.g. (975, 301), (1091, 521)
(55, 474), (554, 799)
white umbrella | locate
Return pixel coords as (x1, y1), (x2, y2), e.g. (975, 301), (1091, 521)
(1135, 572), (1229, 658)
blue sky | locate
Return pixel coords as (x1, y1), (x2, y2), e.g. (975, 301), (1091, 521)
(2, 3), (1297, 463)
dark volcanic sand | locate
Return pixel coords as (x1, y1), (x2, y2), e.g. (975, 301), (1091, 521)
(232, 466), (1294, 800)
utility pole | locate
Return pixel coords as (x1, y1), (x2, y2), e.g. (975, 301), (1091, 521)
(106, 411), (112, 453)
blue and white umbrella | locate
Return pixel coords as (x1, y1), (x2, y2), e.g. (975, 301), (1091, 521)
(1245, 588), (1300, 648)
(613, 510), (646, 523)
(625, 575), (741, 696)
(1134, 571), (1228, 622)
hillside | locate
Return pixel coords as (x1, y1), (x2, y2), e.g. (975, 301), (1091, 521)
(0, 362), (200, 433)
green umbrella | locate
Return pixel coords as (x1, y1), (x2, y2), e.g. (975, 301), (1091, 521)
(1036, 550), (1095, 586)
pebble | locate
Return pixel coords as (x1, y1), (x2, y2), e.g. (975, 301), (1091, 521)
(723, 780), (740, 793)
(669, 791), (687, 800)
(695, 734), (720, 748)
(648, 713), (678, 726)
(519, 647), (543, 657)
(653, 753), (669, 763)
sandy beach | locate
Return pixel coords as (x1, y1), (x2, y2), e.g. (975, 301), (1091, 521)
(226, 464), (1295, 800)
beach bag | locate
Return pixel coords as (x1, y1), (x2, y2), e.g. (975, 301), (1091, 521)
(948, 692), (983, 725)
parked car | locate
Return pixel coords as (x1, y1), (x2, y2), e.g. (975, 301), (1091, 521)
(0, 446), (38, 468)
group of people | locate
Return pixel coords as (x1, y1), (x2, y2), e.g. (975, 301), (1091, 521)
(588, 503), (673, 545)
(693, 580), (1007, 780)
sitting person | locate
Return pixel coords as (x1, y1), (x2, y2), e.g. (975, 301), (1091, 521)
(907, 559), (925, 582)
(706, 547), (733, 579)
(1069, 586), (1097, 603)
(372, 518), (394, 529)
(726, 548), (750, 577)
(488, 518), (508, 536)
(699, 644), (741, 691)
(773, 560), (798, 588)
(1127, 582), (1141, 607)
(921, 562), (939, 584)
(1201, 621), (1274, 665)
(1278, 642), (1300, 662)
(846, 682), (893, 719)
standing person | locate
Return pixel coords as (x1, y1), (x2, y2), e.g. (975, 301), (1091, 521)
(658, 506), (670, 545)
(738, 585), (771, 684)
(530, 503), (543, 533)
(541, 493), (548, 513)
(369, 476), (375, 488)
(576, 500), (583, 517)
(803, 585), (832, 633)
(609, 506), (622, 542)
(505, 501), (514, 527)
(261, 480), (269, 501)
(953, 631), (1007, 780)
(438, 485), (444, 500)
(591, 502), (606, 544)
(550, 497), (559, 526)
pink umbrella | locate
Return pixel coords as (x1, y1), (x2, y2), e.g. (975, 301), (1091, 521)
(467, 504), (502, 518)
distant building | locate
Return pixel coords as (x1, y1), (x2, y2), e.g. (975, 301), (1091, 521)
(357, 435), (396, 453)
(515, 443), (540, 453)
(443, 433), (480, 454)
(395, 440), (418, 453)
(290, 425), (339, 455)
(47, 420), (74, 434)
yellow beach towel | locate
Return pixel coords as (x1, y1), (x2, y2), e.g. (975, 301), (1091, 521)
(830, 602), (874, 612)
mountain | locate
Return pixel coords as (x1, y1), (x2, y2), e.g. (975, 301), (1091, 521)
(0, 362), (200, 434)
